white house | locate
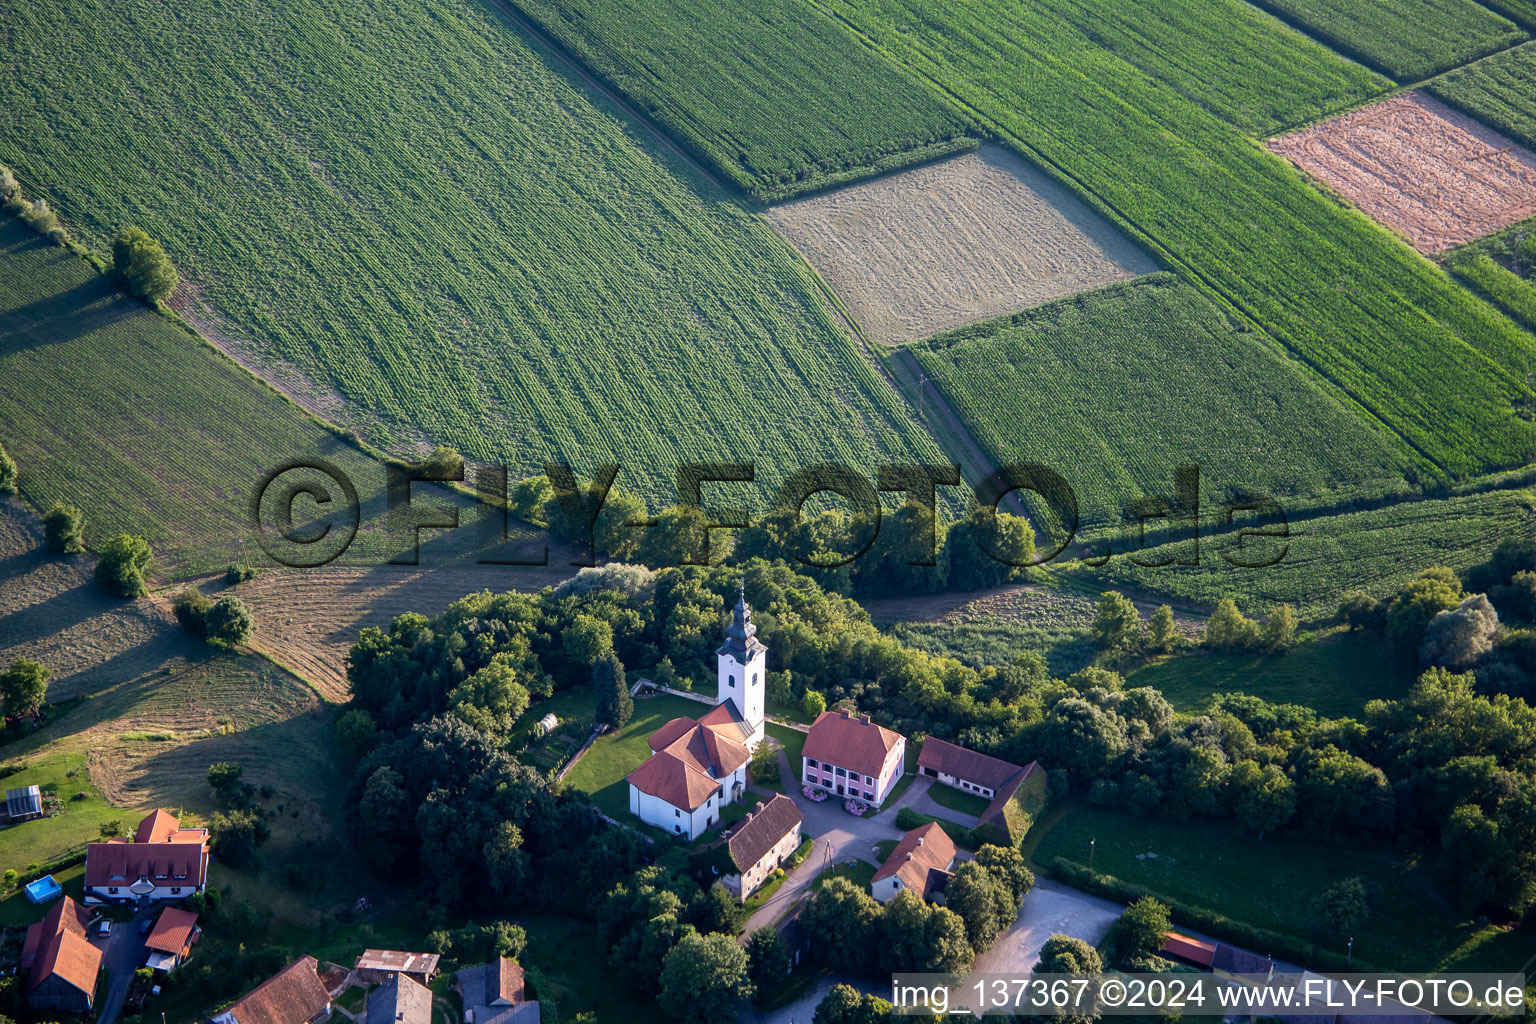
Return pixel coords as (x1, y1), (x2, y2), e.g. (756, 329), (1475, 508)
(627, 584), (766, 840)
(802, 708), (905, 806)
(720, 795), (803, 902)
(83, 809), (209, 905)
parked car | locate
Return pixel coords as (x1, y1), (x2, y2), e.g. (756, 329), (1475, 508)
(139, 917), (154, 936)
(97, 919), (112, 937)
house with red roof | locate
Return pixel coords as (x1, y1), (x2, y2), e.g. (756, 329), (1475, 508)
(917, 737), (1048, 845)
(801, 708), (906, 806)
(213, 955), (333, 1024)
(627, 586), (765, 840)
(22, 895), (103, 1015)
(84, 808), (209, 905)
(870, 823), (955, 904)
(455, 957), (541, 1024)
(145, 907), (200, 972)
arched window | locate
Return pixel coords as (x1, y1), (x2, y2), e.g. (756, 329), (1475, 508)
(728, 674), (736, 688)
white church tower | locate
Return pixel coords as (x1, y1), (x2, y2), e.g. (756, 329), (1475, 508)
(717, 581), (766, 746)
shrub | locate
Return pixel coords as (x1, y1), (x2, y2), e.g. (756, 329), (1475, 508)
(95, 534), (153, 598)
(112, 226), (178, 302)
(172, 588), (213, 637)
(0, 443), (16, 495)
(895, 807), (926, 830)
(42, 503), (85, 554)
(1204, 598), (1260, 651)
(205, 596), (255, 646)
(225, 563), (259, 584)
(1, 659), (50, 718)
(420, 445), (465, 479)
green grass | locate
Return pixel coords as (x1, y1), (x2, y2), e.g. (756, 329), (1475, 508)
(764, 722), (806, 795)
(1033, 803), (1536, 972)
(522, 913), (670, 1024)
(1125, 630), (1416, 717)
(1249, 0), (1524, 80)
(507, 0), (975, 202)
(561, 694), (708, 820)
(1062, 485), (1536, 617)
(910, 276), (1416, 539)
(0, 215), (391, 575)
(924, 783), (991, 818)
(0, 862), (84, 927)
(825, 0), (1536, 481)
(1429, 42), (1536, 147)
(812, 859), (877, 891)
(873, 839), (898, 863)
(0, 0), (942, 509)
(1447, 253), (1536, 333)
(0, 750), (123, 873)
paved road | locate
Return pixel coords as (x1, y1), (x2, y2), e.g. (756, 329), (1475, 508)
(974, 878), (1123, 975)
(93, 906), (152, 1024)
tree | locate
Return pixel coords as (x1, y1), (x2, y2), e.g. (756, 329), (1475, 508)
(95, 533), (153, 598)
(208, 808), (269, 866)
(658, 931), (754, 1024)
(1204, 599), (1259, 651)
(947, 508), (1035, 590)
(0, 443), (16, 495)
(112, 226), (178, 302)
(172, 588), (213, 636)
(1148, 605), (1178, 652)
(335, 709), (379, 761)
(744, 927), (791, 1000)
(946, 861), (1009, 951)
(801, 877), (878, 974)
(1385, 568), (1463, 656)
(974, 845), (1035, 912)
(1262, 604), (1297, 652)
(1108, 896), (1171, 963)
(1420, 595), (1499, 670)
(593, 652), (632, 728)
(749, 743), (780, 786)
(1034, 934), (1103, 973)
(449, 656), (532, 735)
(99, 820), (125, 839)
(1313, 876), (1371, 935)
(1092, 591), (1142, 651)
(421, 445), (465, 479)
(205, 595), (255, 646)
(1, 658), (50, 718)
(813, 984), (894, 1024)
(803, 689), (827, 720)
(564, 615), (614, 666)
(1229, 761), (1296, 835)
(207, 761), (244, 803)
(1338, 591), (1385, 632)
(42, 502), (85, 554)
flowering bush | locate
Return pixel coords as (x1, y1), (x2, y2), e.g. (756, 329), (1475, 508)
(802, 784), (828, 802)
(844, 799), (867, 816)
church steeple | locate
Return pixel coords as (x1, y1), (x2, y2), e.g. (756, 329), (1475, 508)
(718, 579), (766, 663)
(716, 578), (767, 745)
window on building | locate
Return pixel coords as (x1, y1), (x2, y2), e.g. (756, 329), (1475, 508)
(806, 758), (819, 769)
(108, 887), (118, 894)
(864, 791), (874, 800)
(834, 766), (846, 777)
(172, 887), (182, 894)
(865, 775), (875, 785)
(675, 809), (681, 818)
(728, 675), (735, 687)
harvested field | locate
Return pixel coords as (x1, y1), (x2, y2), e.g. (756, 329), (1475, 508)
(1268, 91), (1536, 254)
(766, 145), (1157, 345)
(233, 560), (573, 701)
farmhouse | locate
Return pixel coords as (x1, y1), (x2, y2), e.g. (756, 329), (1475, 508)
(365, 974), (433, 1024)
(720, 795), (803, 902)
(456, 957), (540, 1024)
(213, 956), (333, 1024)
(21, 896), (102, 1015)
(917, 737), (1047, 843)
(84, 808), (210, 905)
(354, 949), (441, 986)
(627, 586), (765, 839)
(802, 708), (906, 806)
(871, 823), (956, 904)
(145, 907), (201, 972)
(6, 784), (42, 821)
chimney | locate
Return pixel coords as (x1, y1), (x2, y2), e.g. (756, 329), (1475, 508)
(840, 708), (852, 720)
(917, 836), (924, 846)
(755, 801), (765, 813)
(905, 852), (914, 861)
(860, 713), (871, 725)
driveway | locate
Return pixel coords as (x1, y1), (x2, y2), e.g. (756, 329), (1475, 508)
(973, 877), (1123, 975)
(94, 906), (152, 1024)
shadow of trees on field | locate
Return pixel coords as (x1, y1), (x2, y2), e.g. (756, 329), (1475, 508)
(0, 277), (129, 352)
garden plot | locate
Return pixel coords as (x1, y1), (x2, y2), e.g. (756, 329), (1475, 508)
(1268, 91), (1536, 254)
(766, 145), (1157, 344)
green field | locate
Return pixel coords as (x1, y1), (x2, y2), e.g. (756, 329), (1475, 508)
(560, 693), (706, 821)
(1126, 631), (1417, 717)
(0, 215), (394, 575)
(1429, 42), (1536, 147)
(1062, 485), (1536, 616)
(1449, 253), (1536, 332)
(1034, 804), (1536, 971)
(924, 781), (990, 817)
(508, 0), (975, 201)
(824, 0), (1536, 481)
(0, 0), (941, 509)
(1250, 0), (1524, 80)
(909, 276), (1417, 539)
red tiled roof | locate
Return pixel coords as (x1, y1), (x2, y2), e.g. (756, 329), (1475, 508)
(493, 958), (526, 1004)
(727, 795), (803, 873)
(86, 809), (209, 889)
(871, 823), (955, 898)
(1161, 931), (1216, 967)
(628, 708), (750, 811)
(803, 709), (903, 780)
(25, 896), (101, 997)
(221, 956), (331, 1024)
(146, 908), (199, 955)
(918, 738), (1030, 792)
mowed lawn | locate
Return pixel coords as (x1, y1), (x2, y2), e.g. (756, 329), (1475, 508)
(0, 0), (942, 507)
(1127, 631), (1417, 718)
(561, 694), (707, 819)
(1034, 804), (1536, 972)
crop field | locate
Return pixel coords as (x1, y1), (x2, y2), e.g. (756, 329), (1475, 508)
(821, 0), (1536, 481)
(1428, 42), (1536, 148)
(767, 146), (1158, 346)
(909, 276), (1418, 537)
(0, 0), (942, 511)
(507, 0), (976, 202)
(1449, 252), (1536, 330)
(1060, 485), (1536, 617)
(1249, 0), (1524, 81)
(1268, 92), (1536, 255)
(0, 214), (392, 576)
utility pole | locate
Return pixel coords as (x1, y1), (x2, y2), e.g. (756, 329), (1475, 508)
(1088, 838), (1096, 871)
